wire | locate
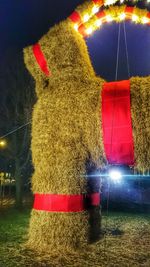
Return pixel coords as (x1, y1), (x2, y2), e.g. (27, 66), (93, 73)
(0, 121), (31, 140)
(123, 21), (130, 79)
(104, 21), (121, 263)
(115, 23), (121, 81)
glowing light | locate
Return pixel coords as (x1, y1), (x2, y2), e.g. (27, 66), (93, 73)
(74, 24), (78, 31)
(141, 17), (149, 24)
(86, 27), (93, 35)
(106, 15), (113, 22)
(109, 170), (122, 183)
(83, 14), (90, 23)
(0, 140), (7, 148)
(104, 0), (117, 6)
(92, 5), (99, 15)
(119, 13), (126, 21)
(132, 14), (138, 22)
(95, 19), (102, 27)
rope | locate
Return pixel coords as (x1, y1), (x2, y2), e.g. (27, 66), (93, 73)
(123, 21), (130, 79)
(104, 22), (121, 262)
(115, 23), (121, 81)
(0, 121), (31, 140)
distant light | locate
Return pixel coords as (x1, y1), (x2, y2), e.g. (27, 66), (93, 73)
(109, 170), (122, 183)
(0, 140), (7, 148)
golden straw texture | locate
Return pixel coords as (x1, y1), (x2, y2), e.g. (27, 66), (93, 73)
(24, 2), (150, 255)
(24, 18), (105, 253)
(130, 76), (150, 172)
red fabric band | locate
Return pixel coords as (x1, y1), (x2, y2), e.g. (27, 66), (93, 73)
(33, 193), (100, 212)
(125, 6), (134, 18)
(93, 0), (104, 4)
(69, 11), (82, 24)
(90, 193), (100, 206)
(78, 24), (87, 36)
(96, 10), (106, 20)
(147, 12), (150, 19)
(102, 80), (134, 165)
(32, 43), (50, 76)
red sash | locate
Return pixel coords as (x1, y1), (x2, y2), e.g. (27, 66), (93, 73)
(102, 80), (134, 165)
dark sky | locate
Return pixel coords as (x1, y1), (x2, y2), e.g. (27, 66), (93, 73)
(0, 0), (150, 81)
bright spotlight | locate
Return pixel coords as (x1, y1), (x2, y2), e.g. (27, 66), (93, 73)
(109, 170), (122, 183)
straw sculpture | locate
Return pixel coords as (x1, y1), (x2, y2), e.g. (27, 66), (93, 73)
(24, 0), (150, 254)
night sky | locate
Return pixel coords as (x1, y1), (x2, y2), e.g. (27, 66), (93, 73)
(1, 0), (150, 81)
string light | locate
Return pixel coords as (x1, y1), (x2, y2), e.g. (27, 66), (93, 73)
(95, 19), (102, 27)
(86, 27), (93, 35)
(106, 15), (113, 22)
(132, 14), (138, 22)
(77, 5), (150, 37)
(83, 14), (90, 23)
(92, 5), (99, 15)
(119, 13), (126, 21)
(74, 24), (79, 31)
(141, 17), (149, 24)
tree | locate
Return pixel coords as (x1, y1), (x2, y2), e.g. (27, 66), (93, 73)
(0, 48), (36, 208)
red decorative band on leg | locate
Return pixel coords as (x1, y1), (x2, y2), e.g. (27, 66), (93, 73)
(33, 193), (101, 212)
(88, 193), (101, 206)
(102, 80), (134, 165)
(32, 43), (50, 76)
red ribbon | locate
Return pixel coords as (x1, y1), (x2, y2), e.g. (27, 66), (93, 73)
(33, 193), (100, 212)
(32, 43), (50, 76)
(92, 0), (104, 5)
(69, 11), (82, 24)
(102, 80), (134, 165)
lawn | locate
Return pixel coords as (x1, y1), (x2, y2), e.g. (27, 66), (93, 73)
(0, 208), (150, 267)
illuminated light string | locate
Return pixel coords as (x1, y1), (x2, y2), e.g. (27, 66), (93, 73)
(69, 0), (122, 31)
(76, 5), (150, 37)
(69, 0), (149, 31)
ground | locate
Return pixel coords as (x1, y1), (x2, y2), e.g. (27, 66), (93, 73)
(0, 208), (150, 267)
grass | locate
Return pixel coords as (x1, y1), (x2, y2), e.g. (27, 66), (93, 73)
(0, 208), (150, 267)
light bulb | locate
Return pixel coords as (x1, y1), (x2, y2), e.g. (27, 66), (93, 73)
(132, 14), (138, 22)
(141, 17), (149, 24)
(95, 19), (102, 27)
(86, 27), (93, 35)
(106, 15), (113, 22)
(92, 5), (99, 15)
(74, 24), (78, 31)
(119, 13), (126, 20)
(83, 14), (90, 23)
